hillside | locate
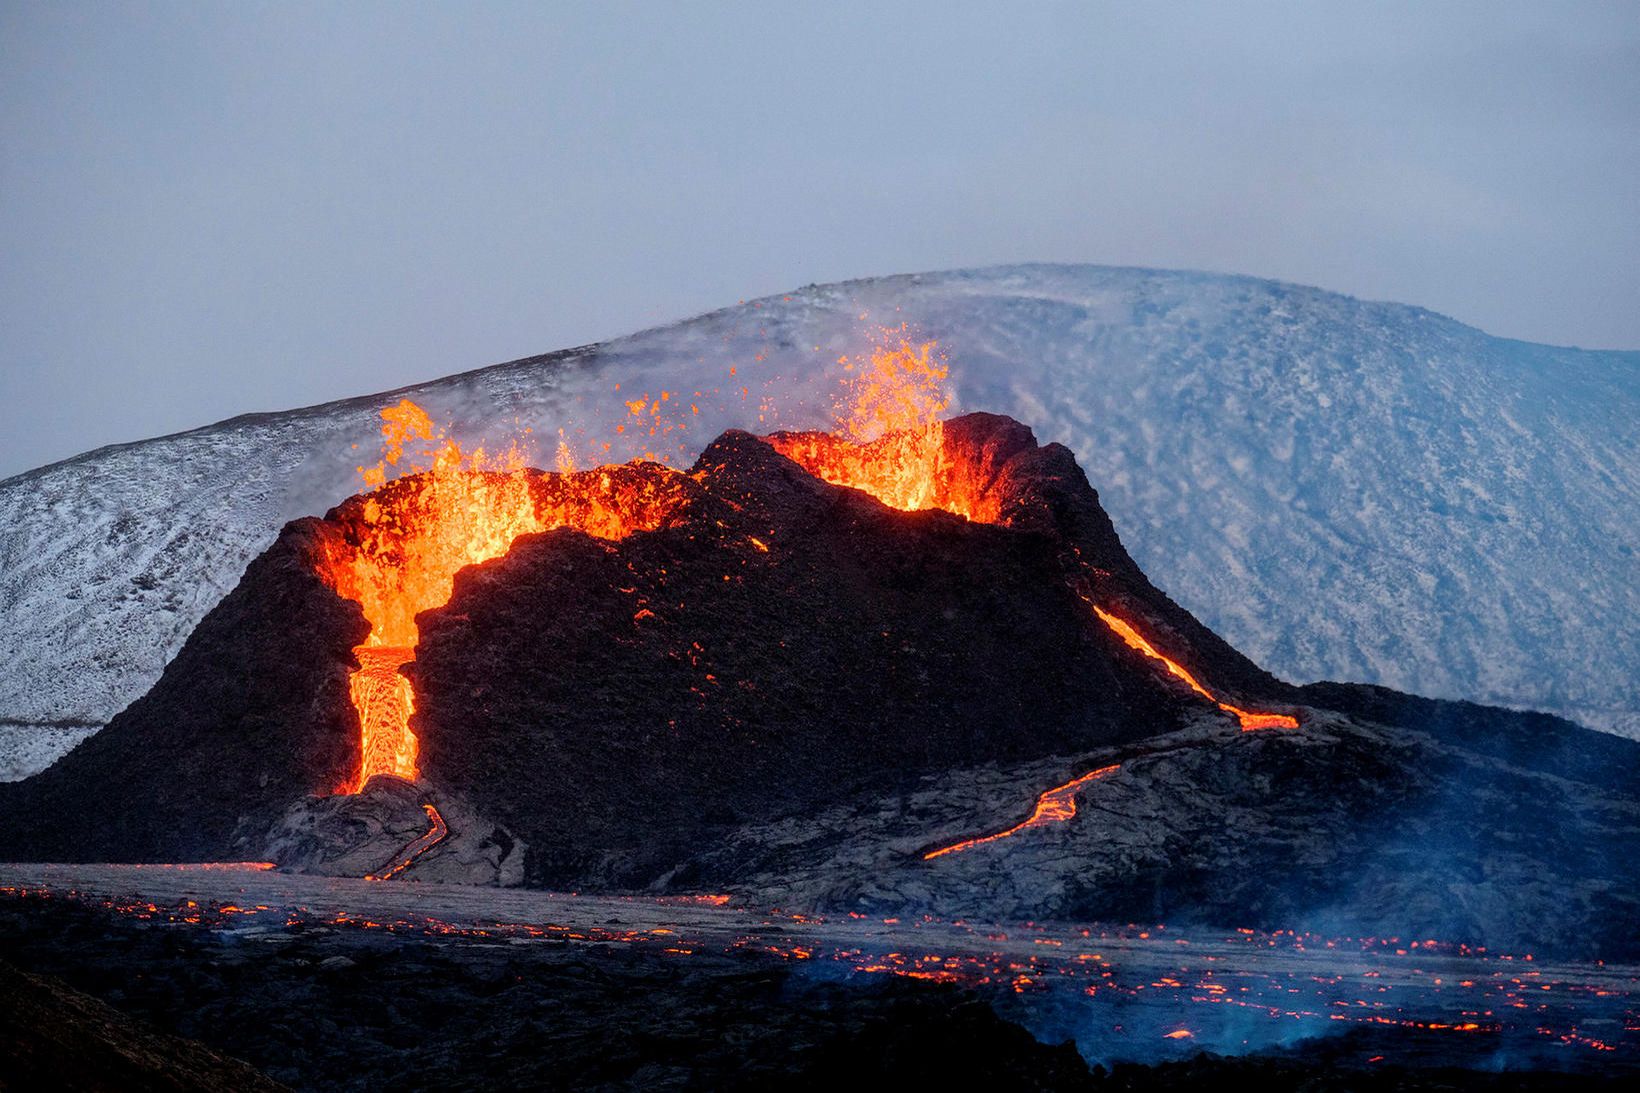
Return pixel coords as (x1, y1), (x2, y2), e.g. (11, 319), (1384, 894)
(2, 265), (1635, 779)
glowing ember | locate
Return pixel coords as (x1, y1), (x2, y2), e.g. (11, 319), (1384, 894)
(924, 765), (1120, 860)
(9, 874), (1631, 1068)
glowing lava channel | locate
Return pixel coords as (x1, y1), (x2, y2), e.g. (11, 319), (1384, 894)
(924, 765), (1120, 860)
(349, 646), (417, 789)
(920, 603), (1296, 860)
(366, 803), (449, 881)
(1087, 603), (1298, 732)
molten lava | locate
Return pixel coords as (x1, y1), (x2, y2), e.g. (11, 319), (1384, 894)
(924, 765), (1120, 860)
(349, 646), (416, 790)
(319, 399), (691, 792)
(1087, 602), (1298, 732)
(767, 333), (992, 517)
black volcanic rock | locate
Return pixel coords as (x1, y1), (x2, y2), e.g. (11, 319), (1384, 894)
(1295, 681), (1640, 795)
(0, 519), (366, 861)
(413, 427), (1198, 887)
(0, 958), (287, 1092)
(766, 414), (1287, 705)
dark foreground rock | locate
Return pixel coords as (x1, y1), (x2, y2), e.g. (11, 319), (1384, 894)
(1, 893), (1628, 1092)
(0, 957), (286, 1092)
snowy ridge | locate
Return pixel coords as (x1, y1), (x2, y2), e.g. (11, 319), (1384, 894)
(2, 265), (1635, 779)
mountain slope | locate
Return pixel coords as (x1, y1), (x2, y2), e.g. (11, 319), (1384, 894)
(2, 265), (1636, 780)
(7, 413), (1636, 963)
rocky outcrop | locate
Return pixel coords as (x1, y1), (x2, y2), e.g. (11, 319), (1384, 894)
(250, 775), (525, 886)
(673, 706), (1640, 961)
(936, 413), (1289, 702)
(762, 415), (1289, 705)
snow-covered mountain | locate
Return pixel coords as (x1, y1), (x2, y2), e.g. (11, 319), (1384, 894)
(2, 265), (1636, 779)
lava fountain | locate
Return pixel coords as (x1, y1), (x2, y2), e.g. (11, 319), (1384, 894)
(317, 399), (691, 794)
(765, 333), (993, 520)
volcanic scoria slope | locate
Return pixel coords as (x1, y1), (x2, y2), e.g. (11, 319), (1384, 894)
(3, 412), (1637, 961)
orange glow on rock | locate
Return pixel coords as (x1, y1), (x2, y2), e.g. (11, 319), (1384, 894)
(320, 400), (692, 792)
(924, 765), (1120, 860)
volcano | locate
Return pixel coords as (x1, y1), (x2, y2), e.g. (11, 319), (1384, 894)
(5, 268), (1638, 794)
(3, 394), (1636, 962)
(0, 410), (1285, 865)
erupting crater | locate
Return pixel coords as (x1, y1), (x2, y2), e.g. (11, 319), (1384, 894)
(315, 399), (695, 793)
(765, 337), (1299, 737)
(312, 334), (1298, 879)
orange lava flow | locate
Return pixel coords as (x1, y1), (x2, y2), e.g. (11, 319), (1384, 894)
(1089, 604), (1297, 732)
(367, 803), (449, 881)
(923, 765), (1120, 860)
(349, 647), (417, 791)
(320, 398), (690, 792)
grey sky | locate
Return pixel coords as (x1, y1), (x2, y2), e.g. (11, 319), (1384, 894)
(3, 1), (1636, 479)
